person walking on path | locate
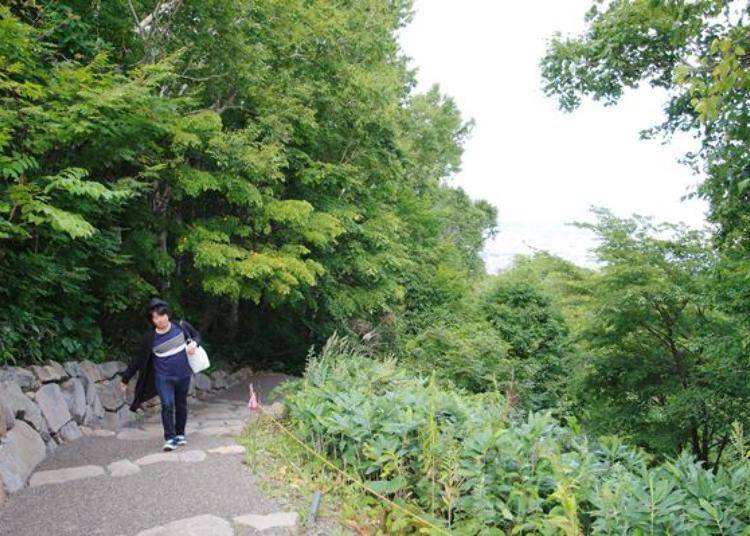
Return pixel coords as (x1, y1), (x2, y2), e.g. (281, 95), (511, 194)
(120, 298), (201, 451)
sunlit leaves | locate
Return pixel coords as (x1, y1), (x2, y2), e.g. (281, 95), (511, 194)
(23, 202), (95, 238)
(223, 176), (262, 207)
(0, 153), (38, 179)
(179, 219), (328, 303)
(174, 165), (221, 197)
(263, 199), (314, 226)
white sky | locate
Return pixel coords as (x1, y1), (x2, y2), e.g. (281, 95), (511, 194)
(398, 0), (709, 271)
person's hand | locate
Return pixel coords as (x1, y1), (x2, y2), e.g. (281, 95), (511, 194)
(119, 380), (128, 393)
(186, 341), (198, 356)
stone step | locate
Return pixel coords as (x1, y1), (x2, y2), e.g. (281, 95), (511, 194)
(107, 459), (141, 477)
(207, 445), (246, 455)
(132, 511), (300, 535)
(233, 512), (299, 531)
(29, 465), (105, 487)
(29, 441), (246, 487)
(136, 514), (233, 536)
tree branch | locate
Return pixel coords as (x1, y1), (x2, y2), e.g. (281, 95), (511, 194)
(127, 0), (146, 42)
(211, 92), (241, 114)
(713, 433), (730, 470)
(129, 0), (184, 63)
(177, 73), (228, 82)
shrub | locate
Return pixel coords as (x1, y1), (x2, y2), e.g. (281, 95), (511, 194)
(401, 313), (510, 394)
(394, 277), (569, 412)
(281, 335), (750, 534)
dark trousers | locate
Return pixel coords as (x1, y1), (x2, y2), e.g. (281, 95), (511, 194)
(154, 373), (191, 440)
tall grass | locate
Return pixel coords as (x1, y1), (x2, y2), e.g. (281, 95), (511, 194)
(280, 335), (750, 534)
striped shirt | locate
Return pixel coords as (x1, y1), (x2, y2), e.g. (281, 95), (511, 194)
(152, 322), (192, 378)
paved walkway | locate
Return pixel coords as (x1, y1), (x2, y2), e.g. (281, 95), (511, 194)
(0, 374), (299, 536)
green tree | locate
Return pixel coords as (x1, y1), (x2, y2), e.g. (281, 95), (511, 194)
(396, 271), (569, 411)
(493, 253), (596, 415)
(577, 209), (750, 466)
(497, 252), (594, 337)
(479, 277), (569, 410)
(0, 6), (178, 362)
(0, 1), (496, 368)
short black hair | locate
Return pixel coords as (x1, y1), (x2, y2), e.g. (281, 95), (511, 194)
(148, 305), (171, 325)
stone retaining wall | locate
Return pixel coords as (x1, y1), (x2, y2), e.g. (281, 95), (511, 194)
(0, 360), (253, 502)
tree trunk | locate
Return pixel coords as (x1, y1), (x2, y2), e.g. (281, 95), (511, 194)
(158, 228), (170, 294)
(691, 425), (703, 461)
(712, 434), (730, 471)
(228, 298), (240, 342)
(151, 181), (171, 294)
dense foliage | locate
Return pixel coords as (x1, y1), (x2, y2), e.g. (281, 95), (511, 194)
(394, 271), (569, 411)
(574, 210), (750, 466)
(391, 207), (750, 469)
(0, 1), (494, 366)
(283, 336), (750, 535)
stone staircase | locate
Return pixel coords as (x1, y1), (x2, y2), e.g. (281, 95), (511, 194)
(0, 374), (303, 536)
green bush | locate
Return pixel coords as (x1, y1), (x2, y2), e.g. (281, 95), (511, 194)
(282, 336), (750, 535)
(394, 277), (569, 412)
(401, 312), (510, 393)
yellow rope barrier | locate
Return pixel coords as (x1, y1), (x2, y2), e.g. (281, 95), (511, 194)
(255, 404), (453, 536)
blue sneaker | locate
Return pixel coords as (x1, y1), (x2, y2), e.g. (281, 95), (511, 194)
(163, 438), (178, 451)
(174, 435), (187, 446)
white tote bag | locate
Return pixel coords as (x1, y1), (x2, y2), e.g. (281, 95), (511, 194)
(188, 345), (210, 373)
(180, 321), (210, 373)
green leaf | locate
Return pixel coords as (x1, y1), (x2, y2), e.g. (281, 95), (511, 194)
(365, 476), (407, 495)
